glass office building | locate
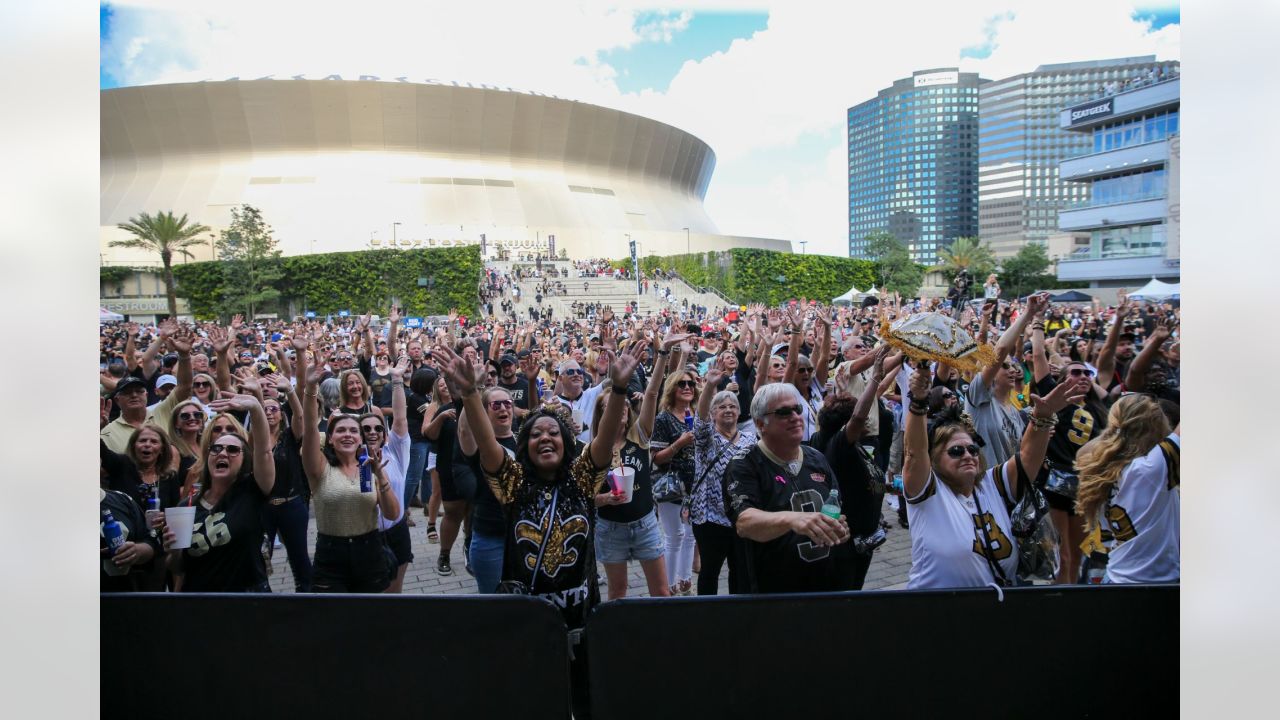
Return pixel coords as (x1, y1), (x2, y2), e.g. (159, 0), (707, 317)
(1055, 69), (1181, 287)
(848, 68), (984, 264)
(978, 57), (1180, 259)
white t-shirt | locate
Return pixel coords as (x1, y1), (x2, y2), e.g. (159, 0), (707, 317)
(556, 383), (604, 444)
(1104, 434), (1180, 583)
(375, 428), (411, 530)
(906, 467), (1019, 589)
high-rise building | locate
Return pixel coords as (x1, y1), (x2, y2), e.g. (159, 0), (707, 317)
(1054, 69), (1180, 287)
(977, 57), (1179, 258)
(848, 68), (984, 264)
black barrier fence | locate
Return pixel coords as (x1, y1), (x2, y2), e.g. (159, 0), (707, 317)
(587, 584), (1179, 719)
(100, 594), (572, 719)
(104, 585), (1176, 719)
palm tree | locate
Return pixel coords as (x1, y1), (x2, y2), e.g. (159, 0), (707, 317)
(934, 236), (996, 282)
(111, 211), (211, 319)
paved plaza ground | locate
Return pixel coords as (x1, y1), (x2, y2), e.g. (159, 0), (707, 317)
(267, 496), (912, 595)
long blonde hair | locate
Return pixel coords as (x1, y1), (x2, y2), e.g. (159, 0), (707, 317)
(1074, 394), (1170, 533)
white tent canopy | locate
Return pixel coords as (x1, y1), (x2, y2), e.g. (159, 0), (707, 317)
(99, 307), (124, 324)
(832, 285), (864, 305)
(1127, 277), (1180, 302)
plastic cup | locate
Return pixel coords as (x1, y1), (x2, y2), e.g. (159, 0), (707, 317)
(611, 467), (636, 503)
(164, 506), (197, 550)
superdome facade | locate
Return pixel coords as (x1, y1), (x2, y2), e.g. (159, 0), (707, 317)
(100, 78), (789, 263)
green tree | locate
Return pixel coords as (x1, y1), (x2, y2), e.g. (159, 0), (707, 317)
(111, 211), (212, 318)
(863, 231), (924, 297)
(217, 205), (283, 319)
(998, 242), (1056, 298)
(934, 236), (997, 283)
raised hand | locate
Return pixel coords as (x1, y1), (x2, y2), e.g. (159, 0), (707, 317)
(387, 305), (401, 324)
(290, 331), (311, 353)
(207, 325), (231, 354)
(169, 324), (194, 355)
(266, 372), (292, 394)
(1150, 316), (1175, 342)
(704, 367), (725, 389)
(433, 343), (477, 396)
(870, 345), (890, 383)
(1030, 379), (1086, 417)
(208, 391), (263, 415)
(610, 339), (647, 387)
(766, 309), (782, 331)
(660, 332), (692, 353)
(520, 353), (540, 382)
(390, 354), (409, 382)
(230, 314), (244, 333)
(908, 360), (932, 402)
(305, 349), (330, 388)
(1026, 292), (1051, 318)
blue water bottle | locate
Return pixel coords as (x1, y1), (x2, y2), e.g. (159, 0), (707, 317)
(102, 510), (126, 556)
(358, 444), (373, 493)
(536, 376), (546, 400)
(684, 409), (694, 431)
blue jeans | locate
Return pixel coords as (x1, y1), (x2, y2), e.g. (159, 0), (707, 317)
(468, 532), (504, 594)
(407, 440), (431, 507)
(261, 496), (313, 592)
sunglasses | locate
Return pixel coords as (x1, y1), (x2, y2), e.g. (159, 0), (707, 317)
(942, 392), (956, 399)
(488, 400), (514, 410)
(1067, 368), (1095, 377)
(797, 366), (813, 374)
(360, 424), (386, 434)
(178, 411), (205, 422)
(192, 381), (212, 389)
(263, 406), (281, 415)
(209, 443), (244, 457)
(675, 380), (697, 389)
(766, 405), (803, 418)
(946, 444), (981, 459)
(561, 368), (585, 376)
(487, 370), (498, 377)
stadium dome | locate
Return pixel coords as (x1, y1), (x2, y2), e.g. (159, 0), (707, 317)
(100, 78), (789, 263)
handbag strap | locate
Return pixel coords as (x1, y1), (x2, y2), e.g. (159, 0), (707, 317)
(686, 433), (733, 504)
(971, 486), (1010, 587)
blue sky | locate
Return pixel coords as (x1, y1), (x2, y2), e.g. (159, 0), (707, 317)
(598, 11), (769, 94)
(100, 4), (115, 88)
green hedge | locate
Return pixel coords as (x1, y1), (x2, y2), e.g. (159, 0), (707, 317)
(172, 246), (482, 320)
(631, 250), (881, 306)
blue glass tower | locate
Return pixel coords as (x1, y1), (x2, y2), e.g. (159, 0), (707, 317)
(848, 68), (985, 264)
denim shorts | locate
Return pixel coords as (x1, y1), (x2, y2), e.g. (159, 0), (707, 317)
(595, 512), (664, 564)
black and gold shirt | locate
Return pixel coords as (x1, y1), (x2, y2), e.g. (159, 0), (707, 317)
(486, 446), (607, 628)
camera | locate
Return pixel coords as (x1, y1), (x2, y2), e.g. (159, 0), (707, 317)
(852, 527), (887, 556)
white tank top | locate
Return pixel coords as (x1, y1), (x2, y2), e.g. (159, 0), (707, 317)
(312, 464), (378, 537)
(906, 468), (1018, 589)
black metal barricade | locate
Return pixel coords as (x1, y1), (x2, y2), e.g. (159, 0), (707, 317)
(101, 594), (572, 719)
(584, 584), (1178, 719)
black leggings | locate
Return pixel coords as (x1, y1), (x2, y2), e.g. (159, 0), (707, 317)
(692, 522), (738, 596)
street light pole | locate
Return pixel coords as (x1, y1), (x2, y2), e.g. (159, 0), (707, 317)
(799, 241), (808, 255)
(392, 222), (401, 248)
(682, 227), (689, 255)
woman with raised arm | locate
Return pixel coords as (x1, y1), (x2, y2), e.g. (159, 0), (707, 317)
(1075, 395), (1180, 584)
(591, 332), (690, 600)
(160, 392), (276, 593)
(650, 354), (701, 596)
(901, 358), (1084, 590)
(435, 338), (645, 627)
(689, 361), (758, 595)
(259, 372), (311, 593)
(296, 335), (400, 593)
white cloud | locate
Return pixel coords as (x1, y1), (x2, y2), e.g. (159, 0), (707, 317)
(102, 0), (1179, 258)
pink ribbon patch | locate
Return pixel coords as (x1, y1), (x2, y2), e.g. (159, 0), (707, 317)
(775, 475), (787, 485)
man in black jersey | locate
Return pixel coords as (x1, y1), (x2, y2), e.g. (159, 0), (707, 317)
(496, 353), (532, 424)
(726, 383), (850, 593)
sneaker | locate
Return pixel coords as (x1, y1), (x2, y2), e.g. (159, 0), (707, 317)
(436, 555), (453, 576)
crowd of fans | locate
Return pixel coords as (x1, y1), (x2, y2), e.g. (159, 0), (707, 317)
(101, 268), (1180, 609)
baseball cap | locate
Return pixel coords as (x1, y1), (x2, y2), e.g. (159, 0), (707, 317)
(516, 349), (532, 359)
(112, 376), (147, 397)
(155, 374), (178, 389)
(499, 353), (519, 366)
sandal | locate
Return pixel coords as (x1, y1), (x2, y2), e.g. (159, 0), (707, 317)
(427, 525), (439, 543)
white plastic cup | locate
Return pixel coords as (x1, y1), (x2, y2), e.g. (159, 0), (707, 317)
(611, 467), (636, 503)
(164, 506), (197, 550)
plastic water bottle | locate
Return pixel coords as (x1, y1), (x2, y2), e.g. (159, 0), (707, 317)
(536, 377), (546, 400)
(821, 489), (842, 520)
(358, 445), (373, 493)
(145, 496), (162, 538)
(684, 409), (694, 431)
(102, 510), (129, 576)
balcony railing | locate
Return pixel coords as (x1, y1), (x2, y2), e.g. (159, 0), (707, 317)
(1066, 191), (1166, 210)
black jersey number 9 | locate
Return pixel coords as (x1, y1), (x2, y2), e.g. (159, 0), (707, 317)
(971, 512), (1013, 561)
(790, 489), (831, 563)
(1066, 407), (1095, 447)
(188, 512), (233, 558)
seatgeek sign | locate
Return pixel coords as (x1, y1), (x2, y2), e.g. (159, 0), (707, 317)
(1068, 98), (1114, 126)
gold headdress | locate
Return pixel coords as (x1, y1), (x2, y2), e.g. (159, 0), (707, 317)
(879, 312), (996, 374)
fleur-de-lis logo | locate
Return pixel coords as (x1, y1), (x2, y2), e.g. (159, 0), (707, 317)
(514, 503), (589, 579)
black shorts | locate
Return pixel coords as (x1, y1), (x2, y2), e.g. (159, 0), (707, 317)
(382, 518), (413, 566)
(312, 531), (391, 593)
(440, 465), (476, 503)
(1044, 489), (1077, 515)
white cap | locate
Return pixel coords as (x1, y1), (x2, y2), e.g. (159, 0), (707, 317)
(156, 374), (178, 388)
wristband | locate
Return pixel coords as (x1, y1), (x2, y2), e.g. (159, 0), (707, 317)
(611, 384), (629, 395)
(657, 350), (670, 356)
(908, 406), (927, 416)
